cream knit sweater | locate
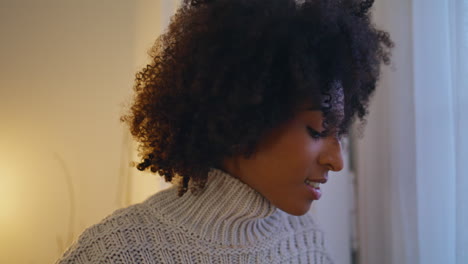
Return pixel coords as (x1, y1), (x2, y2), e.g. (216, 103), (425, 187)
(56, 169), (334, 263)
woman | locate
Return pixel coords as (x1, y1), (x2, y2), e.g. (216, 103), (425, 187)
(57, 0), (392, 263)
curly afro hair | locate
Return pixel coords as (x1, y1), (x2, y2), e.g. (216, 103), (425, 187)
(121, 0), (393, 195)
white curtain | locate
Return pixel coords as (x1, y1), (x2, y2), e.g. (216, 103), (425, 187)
(413, 0), (468, 263)
(356, 0), (467, 263)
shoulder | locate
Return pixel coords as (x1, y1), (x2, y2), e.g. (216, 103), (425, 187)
(56, 188), (176, 264)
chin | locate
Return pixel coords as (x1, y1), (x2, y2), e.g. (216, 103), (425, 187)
(281, 203), (312, 216)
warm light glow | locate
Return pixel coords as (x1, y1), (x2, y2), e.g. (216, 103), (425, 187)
(0, 150), (21, 226)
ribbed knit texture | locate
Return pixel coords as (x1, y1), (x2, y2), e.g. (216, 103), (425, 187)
(56, 168), (334, 263)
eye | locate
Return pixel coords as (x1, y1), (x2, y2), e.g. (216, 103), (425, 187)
(306, 126), (324, 140)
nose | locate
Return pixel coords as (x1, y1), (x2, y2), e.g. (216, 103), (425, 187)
(318, 137), (344, 172)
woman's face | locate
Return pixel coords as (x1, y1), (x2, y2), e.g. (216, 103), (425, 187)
(223, 110), (343, 216)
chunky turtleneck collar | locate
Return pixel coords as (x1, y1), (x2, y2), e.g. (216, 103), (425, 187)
(148, 168), (287, 246)
(58, 168), (334, 263)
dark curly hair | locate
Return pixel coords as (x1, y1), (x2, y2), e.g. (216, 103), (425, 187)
(121, 0), (393, 195)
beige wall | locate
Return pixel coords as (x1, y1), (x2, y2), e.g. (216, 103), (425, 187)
(0, 1), (176, 263)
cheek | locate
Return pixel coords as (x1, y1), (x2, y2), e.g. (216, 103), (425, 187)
(251, 123), (320, 179)
(288, 130), (320, 161)
(304, 141), (322, 159)
(291, 144), (320, 176)
(273, 134), (320, 175)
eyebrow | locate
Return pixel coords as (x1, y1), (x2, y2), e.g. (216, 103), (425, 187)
(305, 106), (322, 111)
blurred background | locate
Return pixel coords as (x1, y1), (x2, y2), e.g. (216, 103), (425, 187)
(0, 0), (466, 264)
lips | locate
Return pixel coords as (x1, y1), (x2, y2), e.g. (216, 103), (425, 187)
(304, 177), (327, 200)
(304, 181), (322, 200)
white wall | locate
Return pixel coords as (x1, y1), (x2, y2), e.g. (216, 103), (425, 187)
(354, 0), (417, 263)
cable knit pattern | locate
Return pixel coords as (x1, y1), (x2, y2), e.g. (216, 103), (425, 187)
(56, 169), (334, 263)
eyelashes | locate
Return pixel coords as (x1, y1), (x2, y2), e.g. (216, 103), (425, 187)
(306, 126), (326, 140)
(307, 126), (345, 144)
